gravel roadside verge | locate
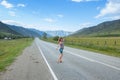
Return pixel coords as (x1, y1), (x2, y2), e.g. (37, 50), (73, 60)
(0, 41), (54, 80)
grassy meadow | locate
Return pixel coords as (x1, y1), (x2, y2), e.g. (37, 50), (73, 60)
(64, 37), (120, 57)
(0, 38), (33, 71)
(44, 37), (120, 57)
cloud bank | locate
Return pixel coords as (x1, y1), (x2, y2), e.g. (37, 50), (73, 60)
(95, 0), (120, 19)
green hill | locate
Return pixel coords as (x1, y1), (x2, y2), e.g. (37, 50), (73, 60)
(0, 21), (22, 38)
(0, 21), (42, 39)
(71, 19), (120, 37)
(8, 25), (41, 37)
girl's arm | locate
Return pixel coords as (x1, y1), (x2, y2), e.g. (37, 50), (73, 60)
(56, 42), (60, 50)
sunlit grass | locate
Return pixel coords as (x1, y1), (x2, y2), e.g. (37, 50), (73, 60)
(64, 37), (120, 57)
(0, 38), (33, 71)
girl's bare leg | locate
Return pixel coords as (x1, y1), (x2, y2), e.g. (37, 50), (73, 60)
(58, 54), (63, 63)
(60, 54), (63, 62)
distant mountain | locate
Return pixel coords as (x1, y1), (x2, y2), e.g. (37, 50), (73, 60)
(0, 21), (43, 38)
(46, 30), (72, 37)
(0, 21), (21, 36)
(70, 19), (120, 37)
(30, 29), (44, 36)
(8, 25), (41, 37)
(30, 29), (51, 37)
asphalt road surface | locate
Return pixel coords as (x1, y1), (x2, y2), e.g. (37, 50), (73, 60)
(35, 38), (120, 80)
(0, 38), (120, 80)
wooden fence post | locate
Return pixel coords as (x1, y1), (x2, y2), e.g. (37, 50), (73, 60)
(114, 41), (116, 45)
(104, 41), (107, 45)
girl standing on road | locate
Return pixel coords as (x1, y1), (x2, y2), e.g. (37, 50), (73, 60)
(57, 37), (64, 63)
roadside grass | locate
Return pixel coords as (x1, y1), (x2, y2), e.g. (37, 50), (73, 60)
(42, 37), (120, 57)
(0, 38), (33, 71)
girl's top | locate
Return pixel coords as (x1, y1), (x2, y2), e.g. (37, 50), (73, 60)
(59, 42), (64, 49)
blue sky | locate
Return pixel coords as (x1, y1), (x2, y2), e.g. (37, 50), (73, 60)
(0, 0), (120, 32)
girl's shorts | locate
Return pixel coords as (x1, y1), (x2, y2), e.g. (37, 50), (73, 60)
(59, 48), (64, 54)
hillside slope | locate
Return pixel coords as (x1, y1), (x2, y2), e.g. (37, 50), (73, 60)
(0, 21), (42, 38)
(71, 19), (120, 37)
(8, 25), (41, 37)
(0, 21), (21, 37)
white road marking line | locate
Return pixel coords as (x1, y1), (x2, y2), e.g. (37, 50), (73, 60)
(35, 41), (58, 80)
(65, 50), (96, 62)
(95, 60), (120, 71)
(64, 50), (120, 71)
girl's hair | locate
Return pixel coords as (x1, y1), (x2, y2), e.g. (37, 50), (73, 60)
(58, 37), (63, 43)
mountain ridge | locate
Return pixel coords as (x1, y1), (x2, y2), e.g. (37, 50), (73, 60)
(7, 25), (42, 37)
(0, 21), (42, 38)
(0, 21), (71, 38)
(70, 19), (120, 37)
(0, 21), (22, 39)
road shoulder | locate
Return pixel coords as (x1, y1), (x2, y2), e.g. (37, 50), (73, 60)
(0, 41), (53, 80)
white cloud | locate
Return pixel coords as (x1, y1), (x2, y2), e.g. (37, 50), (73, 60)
(1, 20), (63, 31)
(2, 20), (25, 26)
(95, 0), (120, 18)
(71, 0), (99, 2)
(71, 0), (83, 2)
(96, 6), (100, 10)
(1, 19), (75, 31)
(44, 18), (55, 23)
(57, 14), (64, 18)
(0, 0), (14, 8)
(9, 11), (16, 16)
(32, 11), (38, 14)
(111, 15), (120, 20)
(38, 26), (61, 31)
(1, 20), (37, 29)
(102, 15), (120, 20)
(17, 4), (25, 7)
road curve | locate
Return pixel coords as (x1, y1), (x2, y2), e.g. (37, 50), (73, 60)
(35, 38), (120, 80)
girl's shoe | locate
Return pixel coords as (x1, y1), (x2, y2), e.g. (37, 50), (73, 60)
(60, 61), (62, 63)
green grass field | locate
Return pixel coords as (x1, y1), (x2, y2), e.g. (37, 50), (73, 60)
(0, 38), (33, 71)
(64, 37), (120, 57)
(43, 37), (120, 57)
